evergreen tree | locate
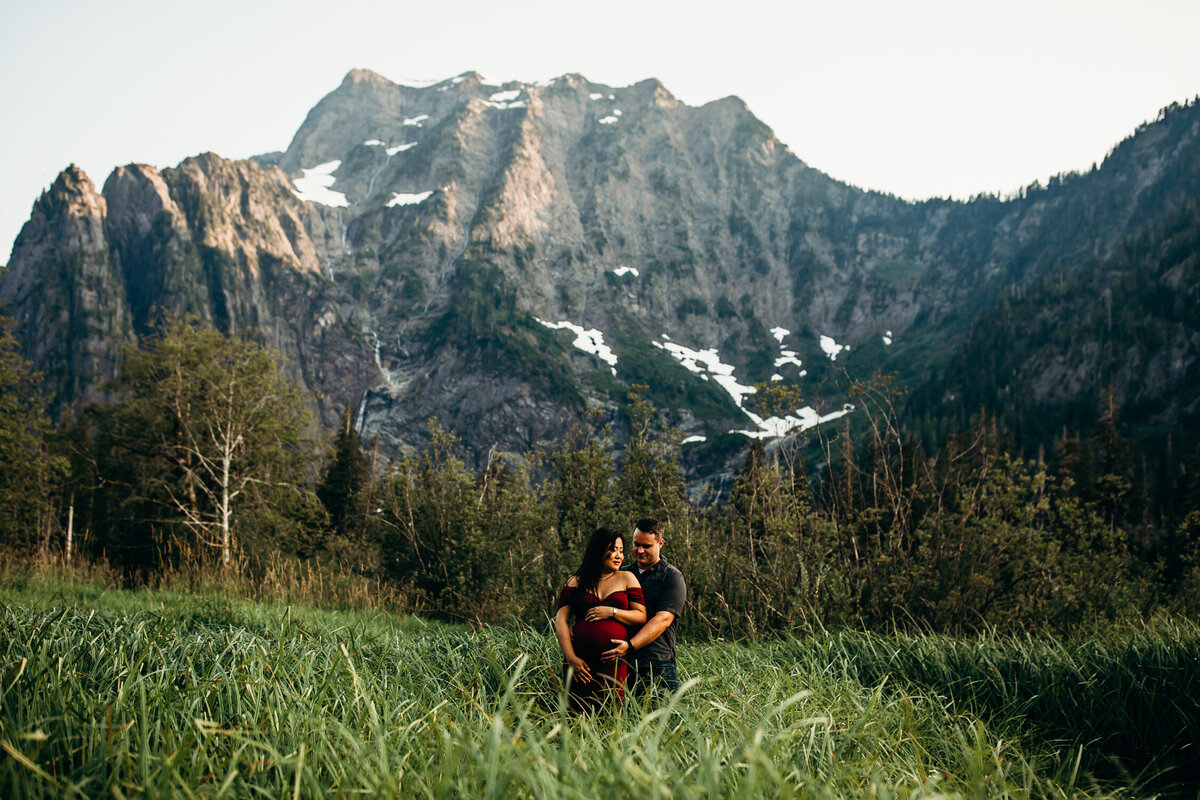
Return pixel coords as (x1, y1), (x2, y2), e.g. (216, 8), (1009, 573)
(317, 403), (371, 544)
(730, 438), (767, 528)
(1055, 429), (1096, 503)
(546, 413), (619, 553)
(1091, 384), (1133, 531)
(616, 385), (686, 527)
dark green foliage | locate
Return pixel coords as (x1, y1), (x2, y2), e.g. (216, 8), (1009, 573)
(427, 260), (582, 406)
(616, 386), (686, 527)
(376, 421), (553, 618)
(0, 316), (65, 552)
(545, 416), (622, 557)
(715, 294), (737, 319)
(684, 434), (841, 634)
(608, 328), (742, 423)
(316, 404), (371, 550)
(90, 317), (319, 570)
(907, 200), (1200, 534)
(675, 296), (708, 319)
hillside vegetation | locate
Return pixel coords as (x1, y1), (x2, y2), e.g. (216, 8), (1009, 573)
(2, 311), (1200, 638)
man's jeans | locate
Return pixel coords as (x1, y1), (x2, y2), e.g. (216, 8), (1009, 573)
(630, 659), (679, 697)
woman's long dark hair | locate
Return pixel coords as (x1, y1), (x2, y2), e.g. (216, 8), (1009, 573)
(575, 527), (623, 595)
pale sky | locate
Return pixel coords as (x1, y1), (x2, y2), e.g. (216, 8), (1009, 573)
(2, 0), (1198, 265)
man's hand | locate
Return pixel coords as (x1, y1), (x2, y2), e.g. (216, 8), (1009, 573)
(566, 655), (592, 683)
(601, 639), (630, 663)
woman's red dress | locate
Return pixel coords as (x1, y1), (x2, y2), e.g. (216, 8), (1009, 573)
(557, 583), (644, 712)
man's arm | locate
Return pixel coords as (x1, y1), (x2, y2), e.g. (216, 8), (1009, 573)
(601, 610), (674, 662)
(602, 568), (686, 662)
(632, 610), (675, 649)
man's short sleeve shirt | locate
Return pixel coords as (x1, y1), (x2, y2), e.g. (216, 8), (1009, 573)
(623, 556), (686, 663)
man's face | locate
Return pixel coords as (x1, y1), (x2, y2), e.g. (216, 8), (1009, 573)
(632, 529), (662, 568)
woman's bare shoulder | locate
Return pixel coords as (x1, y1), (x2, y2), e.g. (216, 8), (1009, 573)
(623, 571), (642, 588)
(565, 575), (579, 588)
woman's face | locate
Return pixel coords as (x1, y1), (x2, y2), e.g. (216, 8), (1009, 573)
(603, 538), (624, 572)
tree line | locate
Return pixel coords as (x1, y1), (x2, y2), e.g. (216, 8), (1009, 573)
(2, 314), (1198, 636)
(906, 200), (1200, 548)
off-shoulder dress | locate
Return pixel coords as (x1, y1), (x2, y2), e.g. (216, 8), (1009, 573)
(557, 584), (645, 711)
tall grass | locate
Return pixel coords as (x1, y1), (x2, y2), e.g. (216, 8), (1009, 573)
(2, 578), (1190, 798)
(815, 622), (1200, 790)
(1, 545), (413, 615)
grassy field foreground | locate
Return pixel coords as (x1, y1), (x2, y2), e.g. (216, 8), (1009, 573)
(1, 577), (1198, 798)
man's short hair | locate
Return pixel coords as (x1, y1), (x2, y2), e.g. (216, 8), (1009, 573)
(635, 517), (664, 540)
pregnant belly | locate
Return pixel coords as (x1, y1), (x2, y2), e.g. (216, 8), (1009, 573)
(572, 618), (627, 657)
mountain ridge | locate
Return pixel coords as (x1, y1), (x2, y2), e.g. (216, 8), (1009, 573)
(2, 70), (1197, 476)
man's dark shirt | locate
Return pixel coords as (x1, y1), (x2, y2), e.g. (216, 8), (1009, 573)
(622, 556), (686, 664)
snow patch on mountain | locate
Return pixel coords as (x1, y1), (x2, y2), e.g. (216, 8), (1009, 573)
(292, 161), (349, 207)
(775, 350), (802, 369)
(402, 115), (429, 126)
(395, 78), (442, 88)
(653, 339), (758, 408)
(386, 191), (433, 207)
(386, 142), (417, 155)
(536, 319), (618, 375)
(483, 89), (526, 109)
(612, 266), (639, 277)
(734, 404), (855, 440)
(820, 334), (848, 360)
(654, 335), (851, 439)
(767, 326), (803, 370)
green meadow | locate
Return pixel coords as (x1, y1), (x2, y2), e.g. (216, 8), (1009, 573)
(2, 575), (1197, 798)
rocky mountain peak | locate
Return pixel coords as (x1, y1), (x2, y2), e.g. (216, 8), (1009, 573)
(41, 164), (107, 223)
(102, 164), (179, 240)
(342, 68), (392, 87)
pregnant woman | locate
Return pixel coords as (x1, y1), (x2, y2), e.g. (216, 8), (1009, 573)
(554, 527), (646, 713)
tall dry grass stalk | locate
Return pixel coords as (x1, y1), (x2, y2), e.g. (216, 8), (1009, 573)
(1, 539), (415, 615)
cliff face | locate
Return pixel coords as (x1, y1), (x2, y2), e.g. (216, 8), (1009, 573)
(3, 166), (131, 408)
(2, 71), (1198, 465)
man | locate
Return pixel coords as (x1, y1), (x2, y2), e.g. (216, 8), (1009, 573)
(602, 517), (686, 695)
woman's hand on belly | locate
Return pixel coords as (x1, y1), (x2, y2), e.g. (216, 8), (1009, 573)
(584, 604), (617, 623)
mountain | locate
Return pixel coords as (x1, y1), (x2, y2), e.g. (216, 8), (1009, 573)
(2, 70), (1198, 473)
(906, 198), (1200, 522)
